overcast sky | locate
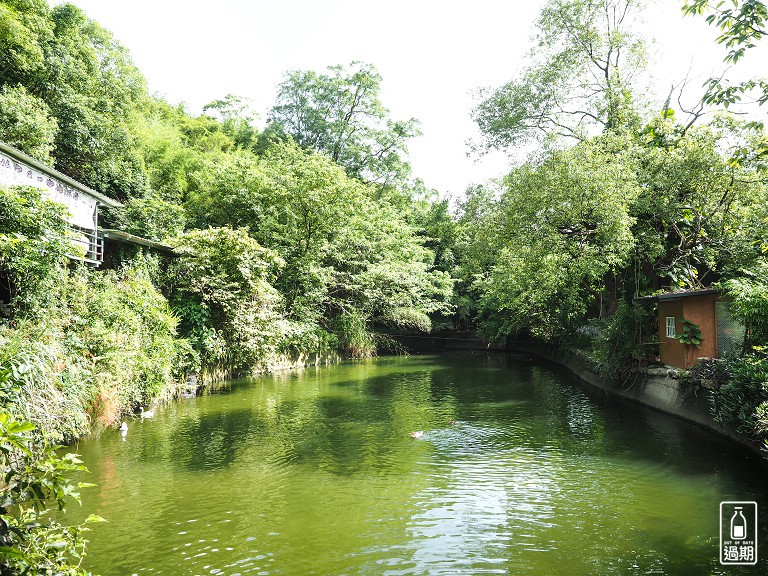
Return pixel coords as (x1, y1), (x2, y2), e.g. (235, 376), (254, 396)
(58, 0), (768, 197)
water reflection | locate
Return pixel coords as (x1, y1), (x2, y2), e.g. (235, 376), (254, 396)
(69, 353), (768, 575)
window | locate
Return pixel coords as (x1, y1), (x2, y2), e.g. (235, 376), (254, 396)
(665, 316), (676, 338)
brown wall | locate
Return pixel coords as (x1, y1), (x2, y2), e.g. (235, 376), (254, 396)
(685, 293), (718, 362)
(659, 300), (685, 368)
(659, 294), (718, 368)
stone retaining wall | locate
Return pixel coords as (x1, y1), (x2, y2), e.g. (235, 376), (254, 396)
(261, 351), (344, 373)
(392, 334), (506, 352)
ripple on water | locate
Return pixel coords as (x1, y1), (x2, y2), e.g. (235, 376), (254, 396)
(71, 355), (768, 576)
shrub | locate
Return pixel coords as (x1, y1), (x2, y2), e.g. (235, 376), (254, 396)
(591, 300), (657, 384)
(0, 410), (103, 575)
(332, 308), (376, 358)
(0, 85), (59, 164)
(0, 323), (91, 444)
(710, 351), (768, 441)
(756, 401), (768, 450)
(115, 194), (186, 241)
(278, 321), (338, 356)
(0, 186), (72, 316)
(61, 265), (194, 418)
(1, 261), (194, 441)
(166, 227), (286, 374)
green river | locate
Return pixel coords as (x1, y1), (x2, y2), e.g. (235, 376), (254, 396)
(70, 353), (768, 575)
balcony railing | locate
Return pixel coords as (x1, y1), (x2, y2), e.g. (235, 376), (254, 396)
(66, 225), (104, 266)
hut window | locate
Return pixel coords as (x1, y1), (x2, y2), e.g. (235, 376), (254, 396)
(665, 316), (676, 338)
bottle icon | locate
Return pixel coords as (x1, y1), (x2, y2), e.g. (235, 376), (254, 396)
(731, 507), (748, 540)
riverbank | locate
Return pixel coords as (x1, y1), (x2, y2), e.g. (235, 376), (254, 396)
(197, 350), (344, 387)
(509, 341), (767, 457)
(394, 333), (767, 460)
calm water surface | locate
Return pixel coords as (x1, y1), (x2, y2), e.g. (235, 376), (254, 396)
(70, 353), (768, 575)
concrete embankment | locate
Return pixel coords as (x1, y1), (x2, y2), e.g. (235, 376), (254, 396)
(262, 351), (344, 373)
(395, 333), (766, 459)
(392, 333), (507, 352)
(200, 351), (345, 386)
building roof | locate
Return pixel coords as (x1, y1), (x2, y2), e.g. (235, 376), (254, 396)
(0, 140), (122, 208)
(633, 288), (721, 305)
(100, 229), (175, 254)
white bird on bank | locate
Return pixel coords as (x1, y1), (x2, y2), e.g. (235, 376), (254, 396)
(139, 406), (155, 418)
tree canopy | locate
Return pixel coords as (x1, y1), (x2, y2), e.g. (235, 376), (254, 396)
(266, 61), (420, 186)
(472, 0), (647, 153)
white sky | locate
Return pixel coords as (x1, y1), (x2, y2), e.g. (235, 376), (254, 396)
(58, 0), (768, 197)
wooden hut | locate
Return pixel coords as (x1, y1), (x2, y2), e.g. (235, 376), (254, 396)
(635, 289), (745, 369)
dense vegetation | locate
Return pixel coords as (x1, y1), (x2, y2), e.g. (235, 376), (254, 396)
(461, 0), (768, 450)
(0, 409), (102, 575)
(1, 0), (768, 570)
(0, 1), (452, 425)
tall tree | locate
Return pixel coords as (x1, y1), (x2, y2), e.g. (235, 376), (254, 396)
(203, 94), (259, 149)
(472, 0), (648, 153)
(0, 84), (58, 163)
(474, 135), (641, 339)
(632, 114), (768, 289)
(183, 140), (452, 355)
(0, 0), (52, 87)
(41, 3), (148, 200)
(266, 62), (420, 186)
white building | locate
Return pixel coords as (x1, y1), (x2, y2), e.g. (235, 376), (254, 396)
(0, 140), (122, 266)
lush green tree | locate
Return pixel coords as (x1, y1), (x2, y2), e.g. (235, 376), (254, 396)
(632, 114), (768, 290)
(465, 112), (768, 341)
(472, 0), (647, 152)
(323, 191), (453, 339)
(184, 140), (452, 355)
(445, 185), (506, 331)
(267, 62), (420, 186)
(131, 101), (200, 203)
(0, 83), (58, 163)
(183, 149), (264, 232)
(203, 94), (259, 150)
(166, 227), (286, 374)
(411, 195), (458, 273)
(1, 2), (153, 201)
(35, 3), (149, 200)
(176, 112), (236, 154)
(454, 184), (506, 280)
(113, 194), (186, 241)
(0, 0), (52, 87)
(473, 135), (640, 339)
